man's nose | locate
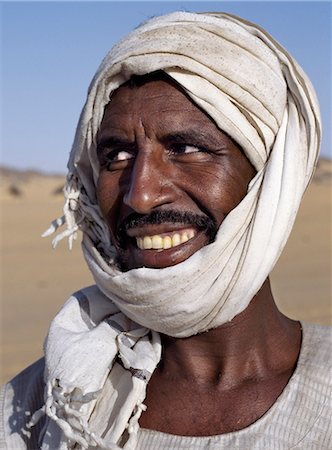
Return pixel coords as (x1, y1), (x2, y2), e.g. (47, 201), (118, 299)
(123, 150), (174, 214)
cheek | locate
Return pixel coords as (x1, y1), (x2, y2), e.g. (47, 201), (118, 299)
(180, 162), (253, 221)
(96, 173), (122, 227)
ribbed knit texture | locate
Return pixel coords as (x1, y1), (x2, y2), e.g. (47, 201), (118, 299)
(1, 322), (331, 449)
(0, 358), (46, 450)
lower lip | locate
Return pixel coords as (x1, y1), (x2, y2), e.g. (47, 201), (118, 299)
(124, 230), (209, 269)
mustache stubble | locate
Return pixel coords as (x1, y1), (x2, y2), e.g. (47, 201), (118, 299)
(117, 209), (218, 249)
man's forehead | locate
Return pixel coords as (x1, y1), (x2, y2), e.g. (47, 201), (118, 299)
(107, 76), (194, 110)
(100, 75), (219, 132)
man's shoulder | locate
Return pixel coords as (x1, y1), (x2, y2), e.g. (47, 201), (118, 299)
(301, 322), (331, 366)
(5, 357), (45, 395)
(279, 322), (332, 449)
(1, 358), (45, 449)
(293, 322), (331, 436)
(300, 322), (331, 380)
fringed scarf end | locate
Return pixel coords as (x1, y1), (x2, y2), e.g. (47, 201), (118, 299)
(41, 173), (82, 250)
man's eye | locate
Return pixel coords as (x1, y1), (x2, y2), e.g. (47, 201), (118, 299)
(109, 150), (134, 162)
(170, 144), (200, 155)
(98, 147), (135, 170)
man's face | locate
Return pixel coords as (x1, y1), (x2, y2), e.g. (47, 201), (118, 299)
(96, 78), (255, 270)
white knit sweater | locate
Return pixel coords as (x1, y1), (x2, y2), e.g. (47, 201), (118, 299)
(1, 322), (331, 449)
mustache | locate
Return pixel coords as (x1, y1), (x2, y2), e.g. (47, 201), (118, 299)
(117, 209), (217, 247)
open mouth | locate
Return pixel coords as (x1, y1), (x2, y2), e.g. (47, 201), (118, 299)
(118, 225), (210, 270)
(135, 228), (196, 251)
(116, 211), (217, 269)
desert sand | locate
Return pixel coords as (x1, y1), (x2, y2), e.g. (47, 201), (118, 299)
(0, 160), (331, 384)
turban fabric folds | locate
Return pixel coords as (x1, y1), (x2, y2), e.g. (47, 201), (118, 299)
(37, 12), (321, 449)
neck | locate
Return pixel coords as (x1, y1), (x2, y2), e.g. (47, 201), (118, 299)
(158, 279), (301, 387)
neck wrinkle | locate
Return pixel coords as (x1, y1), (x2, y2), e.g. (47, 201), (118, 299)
(158, 279), (301, 387)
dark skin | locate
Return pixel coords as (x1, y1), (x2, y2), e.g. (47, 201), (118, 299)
(96, 77), (302, 436)
(96, 76), (256, 270)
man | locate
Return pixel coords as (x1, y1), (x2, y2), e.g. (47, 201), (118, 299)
(1, 11), (330, 450)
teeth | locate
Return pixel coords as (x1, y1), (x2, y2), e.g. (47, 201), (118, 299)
(181, 232), (189, 244)
(163, 236), (172, 249)
(152, 235), (163, 249)
(143, 236), (152, 249)
(187, 229), (195, 239)
(135, 230), (196, 251)
(172, 233), (181, 247)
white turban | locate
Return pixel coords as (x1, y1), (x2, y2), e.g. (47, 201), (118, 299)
(39, 11), (321, 449)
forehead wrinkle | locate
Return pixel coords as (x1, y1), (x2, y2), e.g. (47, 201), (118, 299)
(111, 80), (200, 109)
(100, 80), (229, 148)
(97, 123), (135, 143)
(160, 129), (223, 146)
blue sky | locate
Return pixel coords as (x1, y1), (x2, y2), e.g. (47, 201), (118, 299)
(1, 1), (331, 173)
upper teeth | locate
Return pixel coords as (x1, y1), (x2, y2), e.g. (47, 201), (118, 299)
(136, 229), (195, 250)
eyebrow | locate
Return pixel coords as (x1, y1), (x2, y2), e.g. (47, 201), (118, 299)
(161, 129), (218, 148)
(96, 128), (221, 153)
(96, 136), (136, 153)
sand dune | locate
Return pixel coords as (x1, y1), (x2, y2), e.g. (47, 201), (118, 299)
(0, 161), (331, 384)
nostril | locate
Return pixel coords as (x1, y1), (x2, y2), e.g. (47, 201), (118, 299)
(124, 179), (176, 215)
(123, 185), (154, 214)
